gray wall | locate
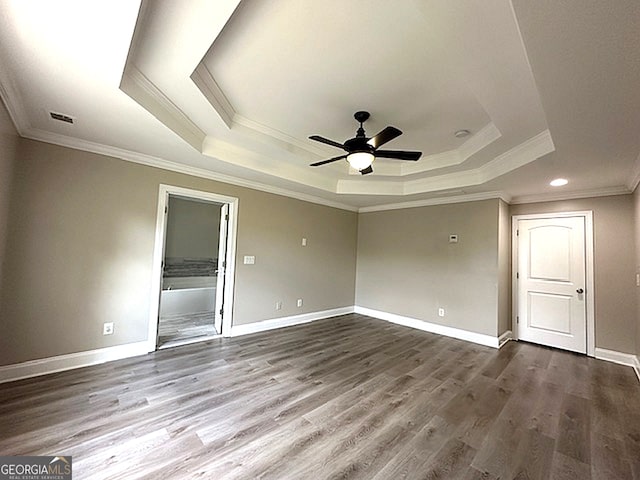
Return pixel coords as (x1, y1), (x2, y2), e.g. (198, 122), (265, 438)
(634, 186), (640, 357)
(0, 98), (18, 296)
(165, 197), (221, 260)
(0, 138), (358, 365)
(497, 200), (511, 336)
(511, 196), (637, 354)
(356, 200), (501, 337)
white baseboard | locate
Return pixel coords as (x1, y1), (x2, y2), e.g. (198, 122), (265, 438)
(0, 341), (150, 385)
(230, 306), (355, 337)
(595, 348), (640, 382)
(355, 306), (508, 349)
(498, 330), (513, 348)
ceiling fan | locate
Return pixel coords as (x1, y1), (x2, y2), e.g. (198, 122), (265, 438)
(308, 111), (422, 175)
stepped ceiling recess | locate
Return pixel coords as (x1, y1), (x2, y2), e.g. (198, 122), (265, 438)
(0, 0), (639, 210)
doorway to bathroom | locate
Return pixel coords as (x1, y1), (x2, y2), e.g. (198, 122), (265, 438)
(149, 185), (238, 350)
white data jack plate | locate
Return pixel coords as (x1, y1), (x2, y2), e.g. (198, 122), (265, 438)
(243, 255), (255, 265)
(103, 322), (114, 335)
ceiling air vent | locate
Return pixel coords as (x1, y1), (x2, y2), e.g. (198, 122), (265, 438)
(49, 112), (74, 124)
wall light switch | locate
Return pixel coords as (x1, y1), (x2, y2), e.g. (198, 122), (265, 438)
(297, 298), (303, 307)
(636, 273), (639, 287)
(302, 238), (307, 247)
(243, 255), (255, 265)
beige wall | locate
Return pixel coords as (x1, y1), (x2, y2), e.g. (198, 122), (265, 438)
(511, 195), (636, 354)
(634, 186), (640, 357)
(0, 98), (18, 296)
(0, 139), (358, 365)
(356, 200), (501, 337)
(165, 197), (221, 260)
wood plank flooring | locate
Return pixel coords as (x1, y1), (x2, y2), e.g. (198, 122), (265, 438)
(158, 311), (217, 346)
(1, 314), (639, 479)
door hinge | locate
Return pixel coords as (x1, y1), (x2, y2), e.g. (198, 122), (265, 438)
(164, 206), (168, 214)
(516, 229), (519, 236)
(219, 308), (224, 317)
(516, 272), (519, 279)
(516, 316), (519, 324)
(222, 260), (226, 268)
(225, 214), (229, 220)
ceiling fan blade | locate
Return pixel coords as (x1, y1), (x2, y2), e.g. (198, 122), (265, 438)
(309, 135), (346, 150)
(367, 126), (402, 149)
(360, 165), (374, 175)
(375, 150), (422, 161)
(309, 154), (347, 167)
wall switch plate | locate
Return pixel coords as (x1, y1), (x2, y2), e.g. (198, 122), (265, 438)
(243, 255), (255, 265)
(103, 322), (114, 335)
(636, 273), (639, 286)
(438, 308), (445, 317)
(302, 238), (307, 246)
(275, 301), (282, 310)
(297, 298), (303, 307)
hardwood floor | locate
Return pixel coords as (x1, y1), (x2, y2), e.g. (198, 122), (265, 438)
(158, 311), (217, 346)
(1, 314), (639, 479)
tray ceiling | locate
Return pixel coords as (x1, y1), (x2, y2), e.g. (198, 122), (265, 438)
(1, 0), (639, 209)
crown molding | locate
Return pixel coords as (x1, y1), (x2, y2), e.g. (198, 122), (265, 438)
(20, 127), (359, 212)
(459, 122), (502, 160)
(482, 129), (554, 179)
(191, 63), (235, 128)
(120, 65), (206, 151)
(0, 72), (31, 135)
(358, 191), (512, 213)
(627, 150), (640, 192)
(201, 136), (338, 192)
(399, 122), (502, 176)
(510, 185), (631, 205)
(337, 130), (554, 196)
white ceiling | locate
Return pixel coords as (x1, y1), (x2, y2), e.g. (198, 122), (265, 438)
(0, 0), (639, 210)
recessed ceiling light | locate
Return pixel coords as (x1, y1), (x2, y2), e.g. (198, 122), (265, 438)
(454, 129), (470, 138)
(550, 178), (568, 187)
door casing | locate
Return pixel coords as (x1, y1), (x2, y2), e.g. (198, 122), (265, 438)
(512, 211), (595, 356)
(148, 184), (238, 352)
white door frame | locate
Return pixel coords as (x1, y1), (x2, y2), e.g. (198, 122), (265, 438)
(147, 184), (239, 351)
(512, 211), (595, 357)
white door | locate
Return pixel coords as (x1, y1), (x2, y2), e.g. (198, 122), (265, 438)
(214, 204), (229, 335)
(516, 216), (587, 353)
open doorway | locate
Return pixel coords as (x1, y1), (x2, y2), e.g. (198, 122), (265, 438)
(149, 185), (238, 350)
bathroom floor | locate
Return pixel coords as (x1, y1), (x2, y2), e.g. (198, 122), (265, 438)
(157, 311), (218, 347)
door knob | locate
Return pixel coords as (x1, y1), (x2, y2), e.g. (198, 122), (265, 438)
(576, 288), (584, 294)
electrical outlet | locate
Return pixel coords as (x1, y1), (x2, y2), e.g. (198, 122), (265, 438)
(275, 301), (282, 310)
(103, 322), (114, 335)
(297, 298), (303, 308)
(438, 308), (445, 317)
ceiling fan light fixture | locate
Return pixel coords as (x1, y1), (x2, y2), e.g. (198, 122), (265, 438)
(347, 151), (374, 170)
